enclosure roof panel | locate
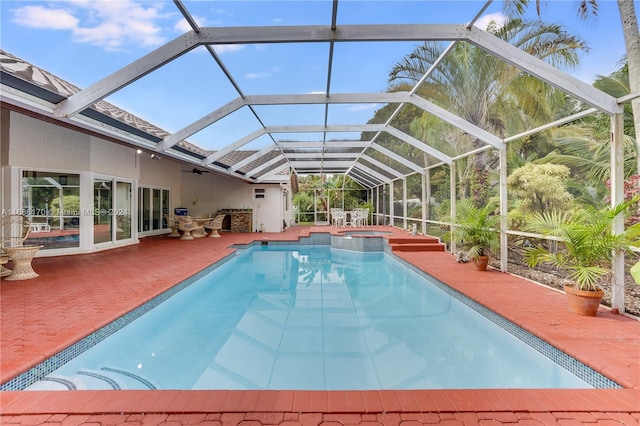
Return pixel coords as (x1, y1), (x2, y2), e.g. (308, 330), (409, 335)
(0, 0), (622, 188)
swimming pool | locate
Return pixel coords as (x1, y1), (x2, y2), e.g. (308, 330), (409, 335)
(15, 242), (616, 391)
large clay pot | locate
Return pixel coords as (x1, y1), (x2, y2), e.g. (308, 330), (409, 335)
(564, 285), (604, 316)
(474, 255), (490, 271)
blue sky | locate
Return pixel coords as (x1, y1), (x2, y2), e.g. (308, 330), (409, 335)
(0, 1), (632, 151)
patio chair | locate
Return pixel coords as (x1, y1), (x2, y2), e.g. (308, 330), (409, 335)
(350, 209), (366, 228)
(204, 214), (227, 238)
(164, 214), (181, 238)
(330, 208), (343, 227)
(177, 216), (204, 240)
(333, 210), (347, 227)
(352, 208), (369, 226)
(1, 214), (43, 280)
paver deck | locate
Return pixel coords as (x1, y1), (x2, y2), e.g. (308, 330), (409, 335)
(1, 226), (639, 425)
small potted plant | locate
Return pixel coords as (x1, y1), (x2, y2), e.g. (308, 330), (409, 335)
(523, 198), (640, 316)
(446, 199), (500, 271)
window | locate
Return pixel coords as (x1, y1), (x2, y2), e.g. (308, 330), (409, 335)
(254, 188), (265, 199)
(21, 171), (80, 250)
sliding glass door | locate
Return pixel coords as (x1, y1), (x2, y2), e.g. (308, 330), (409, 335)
(138, 185), (170, 235)
(115, 182), (132, 241)
(94, 178), (134, 245)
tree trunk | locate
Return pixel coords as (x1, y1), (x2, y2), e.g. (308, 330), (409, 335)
(618, 0), (640, 173)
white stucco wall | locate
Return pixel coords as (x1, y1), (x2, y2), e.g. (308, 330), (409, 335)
(90, 139), (138, 179)
(180, 172), (252, 217)
(8, 112), (90, 170)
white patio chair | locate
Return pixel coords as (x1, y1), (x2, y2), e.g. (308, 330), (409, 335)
(330, 208), (344, 227)
(1, 214), (43, 280)
(204, 214), (227, 237)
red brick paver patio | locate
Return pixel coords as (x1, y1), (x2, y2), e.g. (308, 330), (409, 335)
(1, 226), (639, 425)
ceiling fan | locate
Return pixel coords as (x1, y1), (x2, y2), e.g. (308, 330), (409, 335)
(183, 167), (211, 175)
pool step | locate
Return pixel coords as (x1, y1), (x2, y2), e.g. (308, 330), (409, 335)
(388, 236), (445, 252)
(26, 366), (159, 390)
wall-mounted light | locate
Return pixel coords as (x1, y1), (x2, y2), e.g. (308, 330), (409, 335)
(150, 153), (161, 160)
(136, 149), (143, 154)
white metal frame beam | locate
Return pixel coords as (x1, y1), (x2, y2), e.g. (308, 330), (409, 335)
(278, 141), (371, 149)
(285, 152), (360, 159)
(349, 169), (383, 187)
(54, 23), (618, 120)
(244, 156), (286, 178)
(40, 12), (619, 188)
(157, 92), (502, 153)
(202, 123), (452, 166)
(226, 145), (279, 174)
(466, 25), (620, 114)
(352, 163), (393, 184)
(359, 154), (406, 179)
(368, 143), (424, 173)
(255, 163), (290, 183)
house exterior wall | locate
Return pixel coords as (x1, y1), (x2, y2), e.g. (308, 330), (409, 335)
(252, 185), (288, 232)
(90, 138), (138, 179)
(1, 109), (291, 250)
(7, 112), (90, 170)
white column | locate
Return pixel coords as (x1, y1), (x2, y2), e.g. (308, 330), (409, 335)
(375, 186), (379, 225)
(450, 161), (457, 254)
(402, 178), (408, 230)
(422, 170), (429, 235)
(499, 145), (508, 272)
(610, 112), (625, 313)
(388, 181), (394, 227)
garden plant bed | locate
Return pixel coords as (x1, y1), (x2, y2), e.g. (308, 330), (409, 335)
(494, 257), (640, 317)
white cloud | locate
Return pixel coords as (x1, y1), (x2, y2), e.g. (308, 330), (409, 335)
(12, 5), (78, 30)
(10, 1), (167, 50)
(245, 66), (282, 79)
(473, 12), (507, 32)
(213, 44), (245, 54)
(348, 104), (380, 111)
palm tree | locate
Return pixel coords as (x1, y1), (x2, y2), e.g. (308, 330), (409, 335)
(389, 18), (588, 206)
(536, 64), (637, 203)
(504, 0), (640, 173)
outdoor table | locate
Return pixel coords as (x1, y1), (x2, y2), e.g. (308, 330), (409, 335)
(3, 245), (43, 280)
(192, 217), (212, 238)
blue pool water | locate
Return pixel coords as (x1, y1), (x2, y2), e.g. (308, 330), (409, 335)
(25, 244), (597, 391)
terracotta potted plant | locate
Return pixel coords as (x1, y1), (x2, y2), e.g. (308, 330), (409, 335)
(447, 199), (500, 271)
(523, 198), (640, 316)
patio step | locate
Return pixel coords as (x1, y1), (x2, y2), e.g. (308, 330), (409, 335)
(387, 236), (440, 245)
(388, 236), (445, 252)
(390, 243), (445, 252)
